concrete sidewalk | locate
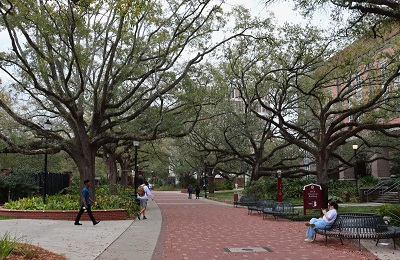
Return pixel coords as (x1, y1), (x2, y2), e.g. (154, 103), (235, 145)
(96, 199), (161, 260)
(0, 199), (161, 260)
(0, 218), (133, 259)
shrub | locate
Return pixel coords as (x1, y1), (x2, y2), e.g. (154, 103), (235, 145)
(0, 232), (40, 260)
(0, 170), (38, 201)
(378, 204), (400, 226)
(244, 177), (276, 199)
(0, 232), (20, 260)
(244, 176), (316, 200)
(156, 185), (178, 191)
(221, 180), (233, 190)
(360, 175), (379, 187)
(213, 181), (221, 191)
(243, 175), (365, 203)
(327, 179), (356, 203)
(284, 177), (314, 198)
(3, 184), (139, 218)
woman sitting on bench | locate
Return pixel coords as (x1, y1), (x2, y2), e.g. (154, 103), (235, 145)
(304, 201), (339, 242)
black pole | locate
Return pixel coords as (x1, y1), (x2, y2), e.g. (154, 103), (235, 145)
(134, 145), (138, 195)
(354, 148), (359, 197)
(42, 119), (52, 204)
(43, 143), (48, 204)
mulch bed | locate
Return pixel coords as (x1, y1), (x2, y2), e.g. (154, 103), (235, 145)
(5, 243), (67, 260)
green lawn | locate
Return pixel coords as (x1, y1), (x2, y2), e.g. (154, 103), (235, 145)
(0, 216), (13, 220)
(206, 190), (237, 204)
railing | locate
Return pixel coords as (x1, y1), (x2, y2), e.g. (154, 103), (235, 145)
(364, 179), (400, 203)
(364, 181), (386, 202)
(378, 179), (400, 203)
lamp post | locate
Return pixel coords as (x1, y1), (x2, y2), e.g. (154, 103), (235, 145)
(353, 144), (359, 197)
(42, 119), (52, 204)
(203, 163), (208, 198)
(133, 141), (139, 195)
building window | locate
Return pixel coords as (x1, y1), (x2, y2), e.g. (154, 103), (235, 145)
(356, 75), (362, 87)
(380, 60), (387, 76)
(394, 76), (400, 90)
(380, 60), (388, 89)
(355, 75), (362, 100)
(231, 89), (241, 99)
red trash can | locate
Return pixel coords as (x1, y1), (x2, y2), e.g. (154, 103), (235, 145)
(233, 193), (238, 202)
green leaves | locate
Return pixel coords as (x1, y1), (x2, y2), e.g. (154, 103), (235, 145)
(0, 231), (21, 260)
(3, 184), (138, 217)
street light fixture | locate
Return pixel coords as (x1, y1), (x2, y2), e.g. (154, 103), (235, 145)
(353, 144), (359, 198)
(43, 119), (52, 204)
(133, 141), (139, 196)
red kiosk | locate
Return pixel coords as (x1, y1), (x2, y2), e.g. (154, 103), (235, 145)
(277, 170), (283, 202)
(303, 184), (322, 215)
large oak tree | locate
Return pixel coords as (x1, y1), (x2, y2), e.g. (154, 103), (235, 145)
(220, 21), (400, 205)
(0, 0), (253, 197)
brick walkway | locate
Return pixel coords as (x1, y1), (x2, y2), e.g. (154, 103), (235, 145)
(152, 191), (378, 260)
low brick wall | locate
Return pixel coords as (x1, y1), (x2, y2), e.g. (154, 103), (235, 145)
(0, 207), (128, 220)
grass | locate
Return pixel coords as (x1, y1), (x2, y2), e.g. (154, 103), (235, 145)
(207, 190), (305, 206)
(0, 232), (20, 260)
(206, 190), (237, 204)
(0, 217), (13, 220)
(0, 232), (42, 260)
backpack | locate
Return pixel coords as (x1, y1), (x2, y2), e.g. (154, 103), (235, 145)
(137, 185), (145, 196)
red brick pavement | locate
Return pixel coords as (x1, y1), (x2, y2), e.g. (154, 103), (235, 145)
(152, 191), (378, 260)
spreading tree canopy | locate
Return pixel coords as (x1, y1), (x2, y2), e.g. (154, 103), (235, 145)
(0, 0), (254, 197)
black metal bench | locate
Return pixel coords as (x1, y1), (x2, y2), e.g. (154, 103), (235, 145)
(248, 200), (275, 215)
(314, 213), (400, 249)
(262, 202), (299, 220)
(234, 195), (257, 207)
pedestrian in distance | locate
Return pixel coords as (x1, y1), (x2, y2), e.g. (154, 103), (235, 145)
(195, 185), (201, 199)
(74, 180), (100, 226)
(187, 184), (193, 199)
(137, 181), (154, 220)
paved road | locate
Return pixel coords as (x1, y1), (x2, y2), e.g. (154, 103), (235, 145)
(1, 191), (400, 259)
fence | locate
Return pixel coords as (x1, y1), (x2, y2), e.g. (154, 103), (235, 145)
(36, 172), (71, 195)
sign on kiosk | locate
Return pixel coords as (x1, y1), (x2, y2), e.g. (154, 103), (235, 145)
(303, 184), (322, 215)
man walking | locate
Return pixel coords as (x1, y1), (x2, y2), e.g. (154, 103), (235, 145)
(74, 180), (100, 226)
(137, 181), (154, 220)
